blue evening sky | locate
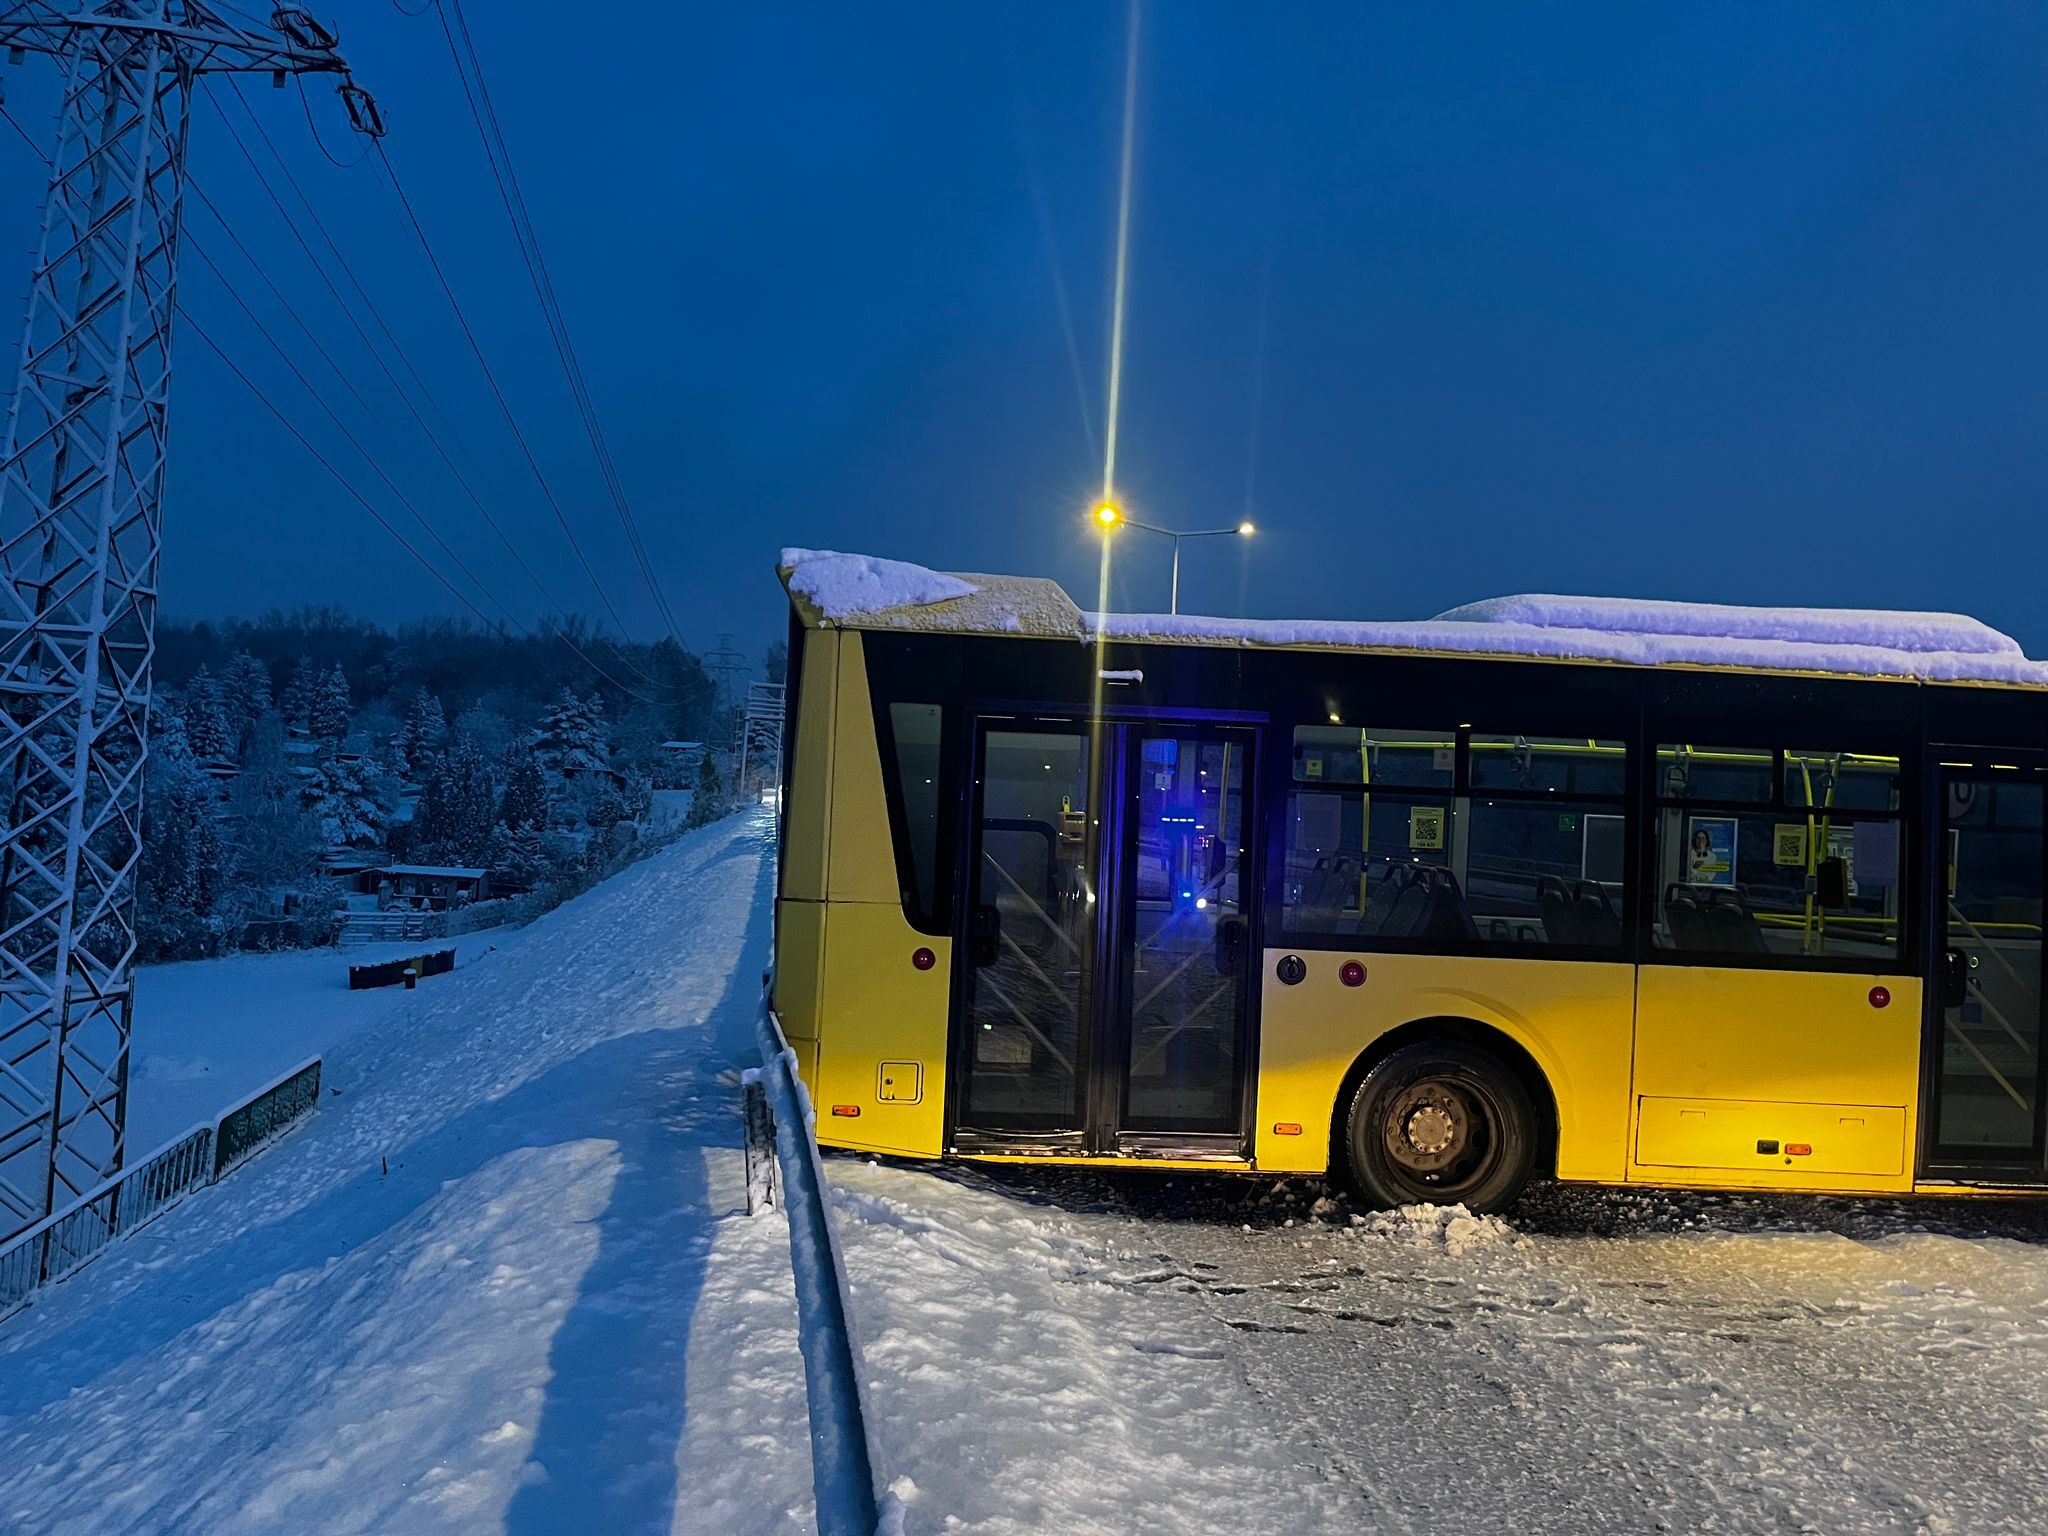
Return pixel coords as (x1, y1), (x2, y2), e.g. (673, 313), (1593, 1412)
(2, 3), (2046, 659)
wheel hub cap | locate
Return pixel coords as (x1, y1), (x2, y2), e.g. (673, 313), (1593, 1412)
(1405, 1104), (1455, 1155)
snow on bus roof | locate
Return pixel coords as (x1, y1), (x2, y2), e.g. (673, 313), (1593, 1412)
(777, 549), (2048, 687)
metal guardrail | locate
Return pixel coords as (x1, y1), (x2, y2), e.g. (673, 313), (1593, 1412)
(751, 975), (882, 1536)
(0, 1057), (323, 1323)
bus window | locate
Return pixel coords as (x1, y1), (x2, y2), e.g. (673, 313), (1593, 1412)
(1283, 726), (1627, 950)
(1658, 744), (1773, 803)
(1469, 735), (1625, 796)
(1652, 744), (1904, 963)
(886, 702), (944, 921)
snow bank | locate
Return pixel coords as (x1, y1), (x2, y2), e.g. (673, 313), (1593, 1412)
(780, 548), (976, 620)
(0, 814), (816, 1535)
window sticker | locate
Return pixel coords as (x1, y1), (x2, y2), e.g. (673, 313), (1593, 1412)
(1686, 815), (1737, 886)
(1851, 820), (1898, 889)
(1410, 805), (1446, 851)
(1773, 823), (1808, 867)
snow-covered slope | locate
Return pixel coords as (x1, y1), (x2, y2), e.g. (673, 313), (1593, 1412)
(0, 813), (814, 1536)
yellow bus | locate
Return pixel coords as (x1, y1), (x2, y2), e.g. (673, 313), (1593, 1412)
(771, 550), (2048, 1211)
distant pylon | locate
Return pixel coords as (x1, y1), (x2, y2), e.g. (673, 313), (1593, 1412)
(0, 4), (377, 1240)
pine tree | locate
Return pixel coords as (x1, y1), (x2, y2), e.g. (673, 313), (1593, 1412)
(219, 651), (273, 734)
(139, 709), (231, 958)
(180, 668), (235, 763)
(497, 746), (551, 832)
(281, 655), (319, 731)
(309, 662), (352, 748)
(486, 818), (548, 887)
(413, 741), (496, 865)
(534, 688), (609, 786)
(390, 687), (448, 780)
(303, 754), (386, 848)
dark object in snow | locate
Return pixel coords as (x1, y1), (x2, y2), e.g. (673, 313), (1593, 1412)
(348, 948), (455, 991)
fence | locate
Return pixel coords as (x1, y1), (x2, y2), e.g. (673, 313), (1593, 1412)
(0, 1057), (323, 1323)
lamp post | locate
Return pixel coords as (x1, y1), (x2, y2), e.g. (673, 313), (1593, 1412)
(1092, 501), (1253, 615)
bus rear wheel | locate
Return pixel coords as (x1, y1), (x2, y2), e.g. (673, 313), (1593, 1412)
(1343, 1041), (1535, 1214)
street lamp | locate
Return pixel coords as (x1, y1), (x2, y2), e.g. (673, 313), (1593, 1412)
(1091, 500), (1254, 615)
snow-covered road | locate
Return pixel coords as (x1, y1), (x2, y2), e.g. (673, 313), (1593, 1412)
(0, 812), (815, 1535)
(831, 1156), (2048, 1535)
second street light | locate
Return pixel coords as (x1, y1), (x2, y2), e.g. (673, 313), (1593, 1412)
(1092, 500), (1254, 615)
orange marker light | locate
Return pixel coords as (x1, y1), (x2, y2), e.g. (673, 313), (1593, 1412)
(1273, 1122), (1303, 1136)
(1785, 1142), (1812, 1156)
(831, 1105), (861, 1118)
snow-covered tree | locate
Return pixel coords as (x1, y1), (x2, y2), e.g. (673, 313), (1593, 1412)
(280, 655), (319, 731)
(302, 753), (386, 849)
(138, 710), (230, 958)
(309, 662), (352, 749)
(180, 668), (235, 764)
(688, 754), (725, 828)
(497, 746), (550, 833)
(412, 741), (496, 865)
(534, 688), (609, 786)
(390, 688), (448, 780)
(219, 651), (274, 736)
(486, 818), (548, 887)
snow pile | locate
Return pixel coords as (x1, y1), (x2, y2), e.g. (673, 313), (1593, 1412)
(1346, 1201), (1522, 1255)
(1434, 593), (2024, 657)
(780, 548), (976, 620)
(1093, 605), (2048, 685)
(0, 814), (816, 1535)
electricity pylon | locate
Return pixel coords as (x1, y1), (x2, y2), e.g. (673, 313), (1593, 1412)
(0, 4), (377, 1239)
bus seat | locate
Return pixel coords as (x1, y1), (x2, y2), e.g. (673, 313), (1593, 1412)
(1537, 875), (1582, 944)
(1419, 868), (1480, 943)
(1571, 880), (1622, 947)
(1663, 884), (1713, 949)
(1704, 887), (1770, 954)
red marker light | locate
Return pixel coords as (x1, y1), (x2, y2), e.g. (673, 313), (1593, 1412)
(1869, 986), (1890, 1009)
(912, 947), (936, 972)
(1340, 961), (1367, 987)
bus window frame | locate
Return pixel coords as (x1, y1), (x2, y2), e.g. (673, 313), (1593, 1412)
(1272, 718), (1637, 961)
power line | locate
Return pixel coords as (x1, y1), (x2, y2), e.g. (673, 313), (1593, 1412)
(366, 136), (672, 659)
(3, 98), (666, 706)
(214, 79), (669, 691)
(433, 0), (688, 650)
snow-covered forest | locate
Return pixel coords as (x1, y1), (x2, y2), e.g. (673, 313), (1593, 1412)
(139, 610), (783, 959)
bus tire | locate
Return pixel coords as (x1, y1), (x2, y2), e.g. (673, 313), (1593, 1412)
(1343, 1041), (1535, 1214)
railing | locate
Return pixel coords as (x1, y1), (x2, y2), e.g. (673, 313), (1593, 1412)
(0, 1057), (323, 1323)
(336, 910), (432, 947)
(751, 974), (882, 1536)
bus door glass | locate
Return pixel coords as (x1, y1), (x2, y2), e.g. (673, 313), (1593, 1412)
(1119, 730), (1252, 1136)
(1932, 770), (2047, 1169)
(958, 726), (1094, 1133)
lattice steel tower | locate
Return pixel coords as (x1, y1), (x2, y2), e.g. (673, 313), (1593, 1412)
(0, 4), (374, 1239)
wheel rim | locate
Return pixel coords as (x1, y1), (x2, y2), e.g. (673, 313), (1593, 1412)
(1380, 1075), (1499, 1197)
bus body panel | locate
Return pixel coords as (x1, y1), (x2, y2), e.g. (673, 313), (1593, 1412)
(780, 627), (840, 903)
(1254, 951), (1637, 1181)
(1630, 968), (1921, 1190)
(812, 903), (951, 1156)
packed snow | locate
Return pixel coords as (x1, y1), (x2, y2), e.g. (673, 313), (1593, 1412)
(779, 548), (977, 620)
(829, 1159), (2048, 1535)
(0, 813), (815, 1535)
